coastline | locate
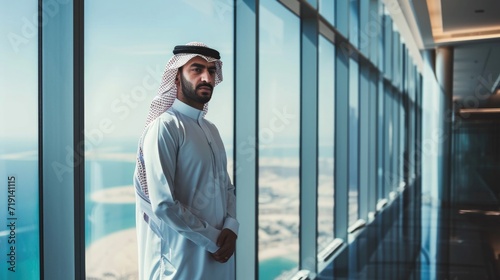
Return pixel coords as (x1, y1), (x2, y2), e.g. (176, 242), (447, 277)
(259, 243), (299, 263)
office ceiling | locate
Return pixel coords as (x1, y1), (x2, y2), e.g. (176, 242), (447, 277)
(441, 0), (500, 33)
(408, 0), (500, 106)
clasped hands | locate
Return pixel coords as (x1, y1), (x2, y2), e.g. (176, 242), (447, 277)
(212, 228), (237, 263)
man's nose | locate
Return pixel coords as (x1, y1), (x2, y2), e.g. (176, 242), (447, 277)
(200, 70), (213, 83)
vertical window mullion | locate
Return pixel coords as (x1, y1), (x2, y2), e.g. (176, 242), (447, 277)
(368, 69), (378, 215)
(334, 37), (349, 247)
(358, 64), (370, 221)
(377, 77), (385, 202)
(41, 0), (75, 278)
(235, 1), (258, 279)
(74, 0), (85, 278)
(333, 36), (350, 276)
(299, 3), (319, 275)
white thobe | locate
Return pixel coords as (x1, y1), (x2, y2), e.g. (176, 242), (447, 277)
(135, 99), (239, 280)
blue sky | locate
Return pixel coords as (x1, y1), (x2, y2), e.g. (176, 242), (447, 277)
(0, 0), (38, 142)
(84, 0), (235, 147)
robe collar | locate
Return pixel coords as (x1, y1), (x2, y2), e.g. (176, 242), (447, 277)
(172, 98), (205, 120)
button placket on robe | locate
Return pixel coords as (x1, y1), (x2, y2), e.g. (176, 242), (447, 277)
(197, 116), (217, 177)
(197, 116), (223, 220)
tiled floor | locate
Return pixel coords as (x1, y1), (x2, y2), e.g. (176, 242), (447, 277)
(317, 185), (500, 280)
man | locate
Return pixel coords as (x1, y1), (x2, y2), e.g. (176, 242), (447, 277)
(134, 42), (238, 279)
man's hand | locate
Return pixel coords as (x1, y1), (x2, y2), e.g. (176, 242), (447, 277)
(212, 228), (237, 263)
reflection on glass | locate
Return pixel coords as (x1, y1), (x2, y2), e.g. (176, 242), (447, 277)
(317, 36), (335, 252)
(0, 1), (40, 279)
(84, 1), (234, 277)
(348, 58), (359, 226)
(259, 0), (300, 279)
(453, 122), (500, 204)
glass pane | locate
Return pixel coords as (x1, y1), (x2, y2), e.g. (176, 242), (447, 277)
(383, 14), (392, 80)
(394, 94), (400, 190)
(349, 0), (359, 49)
(84, 1), (234, 277)
(348, 58), (359, 226)
(452, 122), (500, 205)
(319, 0), (334, 26)
(335, 0), (349, 37)
(369, 0), (381, 67)
(0, 1), (40, 279)
(392, 94), (398, 190)
(377, 79), (385, 200)
(359, 0), (369, 56)
(400, 96), (405, 186)
(259, 0), (300, 278)
(317, 36), (335, 252)
(384, 88), (393, 197)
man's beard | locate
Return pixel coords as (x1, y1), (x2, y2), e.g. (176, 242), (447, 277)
(180, 73), (213, 105)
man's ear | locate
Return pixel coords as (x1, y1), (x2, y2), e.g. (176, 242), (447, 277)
(175, 72), (180, 87)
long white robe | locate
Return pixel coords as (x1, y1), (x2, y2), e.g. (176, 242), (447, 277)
(135, 99), (239, 279)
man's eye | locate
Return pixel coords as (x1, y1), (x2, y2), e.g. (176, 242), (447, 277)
(193, 68), (202, 73)
(208, 69), (216, 75)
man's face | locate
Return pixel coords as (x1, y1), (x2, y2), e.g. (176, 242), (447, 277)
(177, 56), (217, 109)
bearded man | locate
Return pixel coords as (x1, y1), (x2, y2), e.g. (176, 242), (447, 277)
(134, 42), (238, 279)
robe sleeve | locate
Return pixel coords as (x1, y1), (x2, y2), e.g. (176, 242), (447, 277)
(223, 179), (239, 235)
(143, 117), (221, 253)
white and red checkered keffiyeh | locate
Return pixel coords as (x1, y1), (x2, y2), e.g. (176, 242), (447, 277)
(136, 42), (223, 198)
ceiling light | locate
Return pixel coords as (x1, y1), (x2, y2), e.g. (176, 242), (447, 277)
(460, 108), (500, 114)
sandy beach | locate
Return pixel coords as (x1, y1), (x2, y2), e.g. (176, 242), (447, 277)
(86, 228), (139, 280)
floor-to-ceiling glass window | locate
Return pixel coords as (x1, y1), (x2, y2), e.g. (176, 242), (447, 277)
(0, 1), (40, 279)
(348, 58), (359, 226)
(258, 0), (300, 278)
(84, 1), (234, 277)
(318, 35), (335, 252)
